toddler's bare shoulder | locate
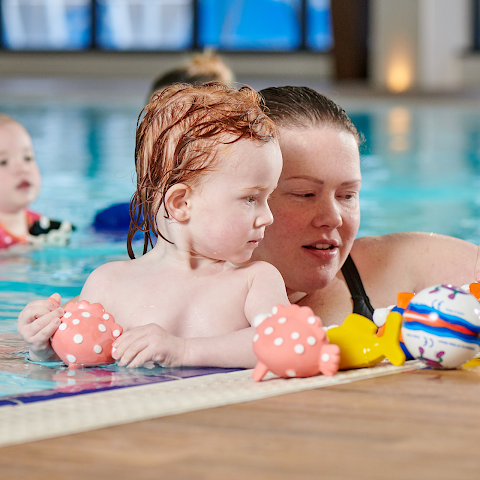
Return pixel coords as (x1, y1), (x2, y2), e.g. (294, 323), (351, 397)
(84, 260), (133, 288)
(241, 260), (284, 280)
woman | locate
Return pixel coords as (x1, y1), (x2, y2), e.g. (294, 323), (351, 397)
(252, 86), (478, 327)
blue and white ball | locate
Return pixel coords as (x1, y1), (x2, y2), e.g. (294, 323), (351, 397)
(401, 284), (480, 369)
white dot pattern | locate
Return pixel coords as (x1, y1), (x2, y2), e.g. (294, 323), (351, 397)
(253, 334), (259, 342)
(321, 353), (330, 362)
(272, 306), (278, 314)
(294, 344), (305, 354)
(51, 303), (122, 368)
(251, 304), (338, 380)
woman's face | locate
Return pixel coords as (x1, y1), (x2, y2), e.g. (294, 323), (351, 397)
(252, 126), (361, 294)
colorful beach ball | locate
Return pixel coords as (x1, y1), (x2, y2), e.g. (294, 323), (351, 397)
(401, 284), (480, 369)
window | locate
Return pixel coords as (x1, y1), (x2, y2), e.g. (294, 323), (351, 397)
(95, 0), (193, 50)
(0, 0), (332, 51)
(1, 0), (92, 50)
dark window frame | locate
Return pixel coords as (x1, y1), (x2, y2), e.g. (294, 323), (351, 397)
(474, 0), (480, 50)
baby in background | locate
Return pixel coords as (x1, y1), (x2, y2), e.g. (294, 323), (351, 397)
(18, 83), (290, 368)
(0, 114), (73, 250)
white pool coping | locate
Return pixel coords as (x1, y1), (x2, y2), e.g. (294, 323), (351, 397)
(0, 360), (425, 448)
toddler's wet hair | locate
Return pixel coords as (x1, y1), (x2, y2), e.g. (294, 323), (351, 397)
(128, 82), (277, 258)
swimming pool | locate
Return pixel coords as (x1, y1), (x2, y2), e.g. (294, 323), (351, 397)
(1, 90), (480, 400)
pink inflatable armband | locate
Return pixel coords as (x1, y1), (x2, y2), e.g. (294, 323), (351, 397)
(252, 304), (340, 381)
(50, 297), (123, 369)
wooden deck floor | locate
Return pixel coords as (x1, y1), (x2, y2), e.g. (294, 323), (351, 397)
(1, 367), (480, 479)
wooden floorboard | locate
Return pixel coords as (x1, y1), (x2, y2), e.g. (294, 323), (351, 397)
(1, 368), (480, 479)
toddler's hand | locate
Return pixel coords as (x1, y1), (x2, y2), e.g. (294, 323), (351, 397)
(17, 293), (63, 362)
(111, 323), (186, 368)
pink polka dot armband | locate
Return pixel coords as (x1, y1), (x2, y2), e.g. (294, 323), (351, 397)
(252, 304), (341, 381)
(50, 298), (123, 369)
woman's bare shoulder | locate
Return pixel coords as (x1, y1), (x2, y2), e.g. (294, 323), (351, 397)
(352, 232), (476, 292)
(354, 231), (475, 257)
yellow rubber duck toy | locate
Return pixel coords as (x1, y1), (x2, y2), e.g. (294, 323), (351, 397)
(326, 295), (409, 370)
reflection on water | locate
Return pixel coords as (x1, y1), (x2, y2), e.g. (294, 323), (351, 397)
(0, 333), (240, 403)
(348, 105), (480, 242)
(1, 98), (480, 398)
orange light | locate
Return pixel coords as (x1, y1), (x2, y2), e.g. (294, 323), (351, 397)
(387, 55), (413, 93)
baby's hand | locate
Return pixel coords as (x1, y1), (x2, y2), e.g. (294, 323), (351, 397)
(17, 293), (63, 362)
(111, 324), (186, 368)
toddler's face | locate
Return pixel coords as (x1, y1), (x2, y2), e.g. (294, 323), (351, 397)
(186, 138), (283, 264)
(0, 121), (41, 214)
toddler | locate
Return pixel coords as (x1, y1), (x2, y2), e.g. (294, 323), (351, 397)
(18, 83), (290, 368)
(0, 114), (73, 250)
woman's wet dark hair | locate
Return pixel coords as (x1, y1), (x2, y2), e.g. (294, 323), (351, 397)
(259, 86), (360, 145)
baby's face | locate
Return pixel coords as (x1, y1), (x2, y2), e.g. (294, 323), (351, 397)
(0, 121), (41, 214)
(187, 138), (283, 264)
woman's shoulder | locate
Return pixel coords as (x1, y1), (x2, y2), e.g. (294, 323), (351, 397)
(351, 232), (476, 294)
(353, 231), (474, 257)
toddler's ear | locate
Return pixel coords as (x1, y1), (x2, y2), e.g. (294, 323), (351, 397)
(164, 184), (192, 222)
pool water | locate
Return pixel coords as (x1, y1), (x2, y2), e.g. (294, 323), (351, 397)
(1, 93), (480, 400)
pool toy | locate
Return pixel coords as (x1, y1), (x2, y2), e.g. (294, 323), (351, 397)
(252, 304), (340, 381)
(50, 297), (123, 369)
(373, 292), (416, 360)
(325, 311), (406, 370)
(92, 202), (130, 235)
(465, 282), (480, 300)
(401, 284), (480, 369)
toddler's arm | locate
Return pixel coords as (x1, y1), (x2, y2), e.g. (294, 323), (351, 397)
(17, 293), (63, 362)
(112, 323), (258, 368)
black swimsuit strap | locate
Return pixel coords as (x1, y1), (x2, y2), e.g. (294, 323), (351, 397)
(341, 254), (375, 320)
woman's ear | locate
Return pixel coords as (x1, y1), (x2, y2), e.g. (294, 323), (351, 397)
(164, 184), (192, 222)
